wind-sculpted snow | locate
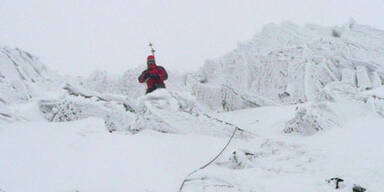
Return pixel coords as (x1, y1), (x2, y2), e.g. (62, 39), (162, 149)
(64, 21), (384, 113)
(0, 47), (58, 104)
(283, 81), (384, 136)
(38, 95), (136, 133)
(190, 21), (384, 110)
(37, 83), (138, 133)
(130, 89), (251, 138)
(284, 102), (338, 135)
(0, 48), (248, 136)
(0, 47), (62, 121)
(36, 87), (250, 137)
(78, 22), (384, 112)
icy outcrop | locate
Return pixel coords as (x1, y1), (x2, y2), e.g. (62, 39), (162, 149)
(39, 96), (136, 133)
(38, 83), (138, 132)
(284, 80), (384, 136)
(130, 89), (250, 137)
(0, 47), (57, 104)
(188, 22), (384, 109)
(37, 88), (251, 137)
(0, 47), (62, 121)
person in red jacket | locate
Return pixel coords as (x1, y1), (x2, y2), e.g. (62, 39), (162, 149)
(138, 55), (168, 94)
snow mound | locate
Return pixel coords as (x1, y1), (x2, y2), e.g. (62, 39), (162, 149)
(284, 80), (384, 136)
(130, 89), (250, 138)
(284, 102), (338, 135)
(36, 87), (250, 137)
(38, 85), (137, 133)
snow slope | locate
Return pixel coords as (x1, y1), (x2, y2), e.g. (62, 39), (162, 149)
(1, 98), (383, 192)
(212, 100), (384, 192)
(0, 118), (233, 192)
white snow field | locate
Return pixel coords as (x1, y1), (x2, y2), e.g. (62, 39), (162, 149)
(1, 99), (384, 192)
(0, 118), (233, 192)
(1, 21), (384, 192)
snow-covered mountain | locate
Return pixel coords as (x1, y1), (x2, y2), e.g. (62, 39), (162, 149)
(1, 21), (384, 192)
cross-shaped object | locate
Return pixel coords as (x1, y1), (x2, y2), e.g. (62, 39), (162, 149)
(149, 42), (155, 56)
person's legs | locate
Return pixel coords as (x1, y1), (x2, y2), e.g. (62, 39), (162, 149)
(145, 87), (156, 94)
(156, 83), (165, 88)
(145, 83), (165, 94)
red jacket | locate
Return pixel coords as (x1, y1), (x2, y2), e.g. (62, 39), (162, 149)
(138, 63), (168, 89)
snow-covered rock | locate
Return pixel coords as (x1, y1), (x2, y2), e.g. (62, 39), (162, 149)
(0, 47), (58, 104)
(129, 89), (251, 137)
(189, 22), (384, 109)
(284, 102), (338, 135)
(0, 47), (63, 121)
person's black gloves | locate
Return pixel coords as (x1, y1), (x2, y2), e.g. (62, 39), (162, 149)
(142, 73), (160, 80)
(149, 74), (160, 80)
(143, 73), (150, 80)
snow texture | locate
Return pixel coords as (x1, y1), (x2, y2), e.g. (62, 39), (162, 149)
(1, 21), (384, 192)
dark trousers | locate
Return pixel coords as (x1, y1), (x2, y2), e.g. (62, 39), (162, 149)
(146, 83), (166, 94)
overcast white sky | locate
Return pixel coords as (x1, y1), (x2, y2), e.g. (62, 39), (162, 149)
(1, 0), (383, 76)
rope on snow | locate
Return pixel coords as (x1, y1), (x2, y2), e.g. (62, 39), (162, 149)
(177, 113), (240, 192)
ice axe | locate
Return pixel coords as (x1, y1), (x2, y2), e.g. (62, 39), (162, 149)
(148, 42), (155, 56)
